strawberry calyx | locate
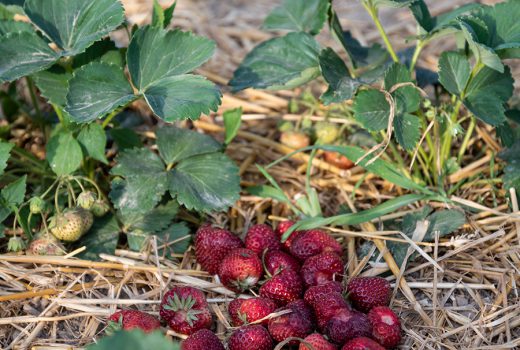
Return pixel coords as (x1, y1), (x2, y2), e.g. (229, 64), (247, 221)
(163, 294), (203, 326)
(105, 314), (123, 335)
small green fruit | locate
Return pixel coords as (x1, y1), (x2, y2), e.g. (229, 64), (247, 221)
(29, 197), (46, 214)
(77, 191), (97, 210)
(315, 122), (340, 144)
(50, 208), (94, 242)
(90, 199), (110, 217)
(7, 236), (26, 252)
(280, 131), (310, 149)
(27, 232), (66, 255)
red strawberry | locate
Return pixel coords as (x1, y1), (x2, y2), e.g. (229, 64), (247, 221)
(290, 229), (342, 261)
(325, 309), (372, 345)
(342, 337), (385, 350)
(259, 269), (303, 305)
(301, 251), (344, 287)
(160, 286), (212, 335)
(228, 297), (277, 326)
(304, 281), (343, 306)
(107, 310), (161, 334)
(299, 333), (337, 350)
(228, 325), (274, 350)
(218, 248), (263, 292)
(368, 306), (401, 348)
(181, 329), (225, 350)
(264, 249), (300, 275)
(310, 293), (349, 330)
(245, 224), (282, 256)
(347, 277), (391, 313)
(195, 224), (244, 275)
(268, 300), (315, 345)
(275, 220), (304, 251)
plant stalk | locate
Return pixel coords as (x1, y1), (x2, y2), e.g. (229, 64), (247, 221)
(26, 77), (43, 121)
(363, 1), (399, 63)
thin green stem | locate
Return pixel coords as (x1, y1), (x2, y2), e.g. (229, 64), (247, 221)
(409, 40), (424, 73)
(102, 108), (122, 129)
(363, 1), (399, 63)
(457, 116), (476, 164)
(26, 77), (43, 121)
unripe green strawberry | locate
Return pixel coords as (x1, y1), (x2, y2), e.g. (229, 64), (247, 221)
(91, 199), (110, 217)
(315, 122), (340, 144)
(29, 197), (46, 214)
(50, 208), (93, 242)
(27, 232), (66, 255)
(7, 236), (26, 252)
(77, 191), (96, 210)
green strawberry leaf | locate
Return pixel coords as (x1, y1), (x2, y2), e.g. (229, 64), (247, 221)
(459, 20), (503, 73)
(247, 185), (291, 204)
(372, 0), (414, 9)
(157, 222), (191, 257)
(110, 176), (168, 218)
(438, 51), (471, 95)
(223, 108), (243, 145)
(65, 62), (135, 123)
(393, 113), (421, 151)
(168, 153), (240, 213)
(77, 123), (108, 164)
(262, 0), (329, 35)
(72, 39), (122, 68)
(156, 126), (222, 164)
(0, 19), (33, 35)
(87, 330), (180, 350)
(319, 48), (361, 104)
(32, 65), (72, 106)
(498, 140), (520, 194)
(121, 201), (179, 233)
(0, 175), (26, 222)
(384, 63), (421, 114)
(46, 131), (83, 175)
(24, 0), (125, 56)
(77, 214), (120, 261)
(111, 147), (165, 178)
(229, 32), (321, 91)
(353, 89), (389, 131)
(0, 141), (14, 176)
(110, 128), (143, 150)
(0, 31), (60, 82)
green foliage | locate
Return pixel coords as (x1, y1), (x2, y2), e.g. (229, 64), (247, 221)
(262, 0), (329, 35)
(110, 127), (240, 215)
(87, 330), (180, 350)
(0, 141), (14, 176)
(223, 108), (243, 145)
(77, 214), (120, 261)
(0, 175), (26, 222)
(46, 131), (83, 176)
(499, 140), (520, 194)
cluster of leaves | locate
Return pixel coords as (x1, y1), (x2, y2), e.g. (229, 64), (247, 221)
(230, 0), (520, 152)
(0, 141), (26, 236)
(87, 330), (179, 350)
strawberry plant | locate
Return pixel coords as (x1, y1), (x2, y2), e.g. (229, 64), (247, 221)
(235, 0), (520, 234)
(0, 0), (240, 256)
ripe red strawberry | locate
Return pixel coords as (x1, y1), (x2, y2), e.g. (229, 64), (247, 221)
(259, 269), (303, 305)
(245, 224), (282, 256)
(299, 333), (337, 350)
(304, 281), (343, 306)
(228, 325), (274, 350)
(310, 293), (349, 330)
(268, 300), (315, 345)
(301, 251), (344, 287)
(195, 224), (244, 275)
(228, 297), (277, 326)
(264, 249), (300, 275)
(181, 329), (225, 350)
(275, 220), (304, 251)
(290, 229), (342, 261)
(325, 309), (372, 345)
(368, 306), (401, 348)
(107, 310), (161, 334)
(347, 277), (391, 313)
(160, 286), (212, 335)
(218, 248), (263, 292)
(342, 337), (385, 350)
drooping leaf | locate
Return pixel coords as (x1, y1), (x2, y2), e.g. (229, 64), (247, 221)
(371, 0), (414, 9)
(77, 123), (108, 164)
(409, 0), (434, 32)
(24, 0), (125, 56)
(128, 27), (215, 91)
(87, 330), (180, 350)
(229, 32), (321, 91)
(319, 48), (361, 104)
(65, 62), (135, 123)
(247, 185), (291, 204)
(46, 131), (83, 175)
(262, 0), (329, 35)
(0, 19), (33, 35)
(72, 38), (120, 68)
(168, 153), (240, 213)
(0, 141), (14, 176)
(438, 51), (471, 95)
(223, 108), (243, 145)
(32, 65), (72, 106)
(157, 222), (191, 256)
(0, 31), (59, 82)
(143, 74), (221, 122)
(393, 113), (421, 151)
(353, 89), (390, 131)
(459, 20), (503, 73)
(77, 214), (120, 261)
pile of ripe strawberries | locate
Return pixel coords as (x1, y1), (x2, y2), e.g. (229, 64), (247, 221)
(107, 221), (402, 349)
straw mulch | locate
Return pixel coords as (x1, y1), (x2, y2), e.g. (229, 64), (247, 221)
(1, 0), (520, 349)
